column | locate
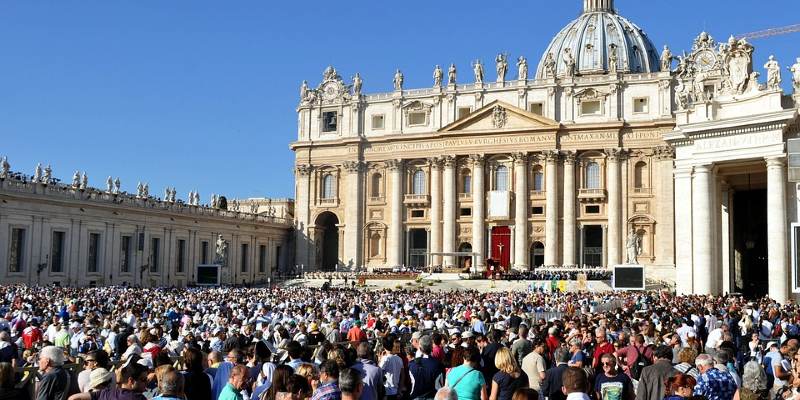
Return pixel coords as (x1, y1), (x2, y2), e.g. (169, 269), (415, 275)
(691, 164), (714, 295)
(343, 161), (363, 269)
(429, 158), (442, 267)
(513, 153), (529, 270)
(442, 156), (457, 267)
(606, 149), (622, 266)
(471, 155), (486, 271)
(766, 156), (789, 302)
(720, 182), (732, 294)
(674, 167), (693, 294)
(544, 151), (559, 265)
(562, 152), (577, 266)
(578, 225), (585, 267)
(294, 165), (312, 270)
(387, 160), (404, 267)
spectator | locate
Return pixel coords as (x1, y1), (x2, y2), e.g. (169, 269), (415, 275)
(592, 328), (615, 372)
(510, 326), (532, 368)
(77, 351), (110, 393)
(520, 338), (547, 392)
(673, 348), (700, 380)
(0, 333), (15, 367)
(180, 348), (212, 400)
(0, 362), (27, 399)
(379, 337), (403, 400)
(339, 368), (364, 400)
(86, 368), (113, 393)
(636, 345), (677, 400)
(444, 346), (486, 400)
(218, 364), (249, 400)
(352, 342), (383, 400)
(693, 354), (736, 400)
(489, 347), (528, 400)
(153, 370), (183, 400)
(541, 348), (570, 400)
(311, 361), (341, 400)
(510, 388), (538, 400)
(561, 367), (590, 400)
(68, 362), (148, 400)
(433, 387), (457, 400)
(212, 350), (239, 400)
(566, 339), (585, 368)
(36, 345), (71, 400)
(593, 353), (633, 400)
(733, 361), (769, 400)
(614, 334), (652, 379)
(408, 336), (444, 400)
(664, 374), (697, 400)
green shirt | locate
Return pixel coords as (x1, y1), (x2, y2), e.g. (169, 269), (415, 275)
(54, 331), (71, 349)
(218, 383), (243, 400)
(446, 364), (485, 400)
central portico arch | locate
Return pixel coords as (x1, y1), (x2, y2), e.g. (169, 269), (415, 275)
(315, 211), (340, 271)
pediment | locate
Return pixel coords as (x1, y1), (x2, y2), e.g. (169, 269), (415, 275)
(439, 100), (559, 133)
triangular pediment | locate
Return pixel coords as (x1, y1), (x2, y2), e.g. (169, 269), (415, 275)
(439, 100), (559, 133)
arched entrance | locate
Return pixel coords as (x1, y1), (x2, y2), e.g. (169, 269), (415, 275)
(529, 242), (544, 269)
(457, 243), (472, 271)
(315, 212), (340, 271)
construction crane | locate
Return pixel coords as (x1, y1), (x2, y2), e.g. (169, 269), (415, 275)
(735, 23), (800, 40)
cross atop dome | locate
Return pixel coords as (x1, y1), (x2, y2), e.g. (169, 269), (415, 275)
(583, 0), (615, 13)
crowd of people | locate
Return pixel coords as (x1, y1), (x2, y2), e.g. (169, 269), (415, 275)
(0, 284), (800, 400)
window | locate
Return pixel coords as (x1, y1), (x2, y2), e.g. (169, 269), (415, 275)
(371, 114), (385, 130)
(704, 85), (715, 100)
(150, 238), (160, 272)
(461, 170), (472, 194)
(531, 206), (544, 215)
(586, 162), (601, 189)
(88, 233), (100, 273)
(240, 243), (249, 273)
(321, 174), (336, 199)
(460, 208), (472, 217)
(51, 231), (65, 273)
(411, 209), (425, 218)
(371, 173), (382, 198)
(495, 165), (509, 191)
(532, 166), (544, 191)
(585, 205), (600, 214)
(275, 246), (281, 269)
(121, 236), (132, 273)
(9, 228), (25, 273)
(177, 239), (186, 273)
(529, 102), (544, 116)
(201, 241), (209, 265)
(633, 98), (649, 113)
(408, 111), (426, 126)
(580, 100), (602, 116)
(634, 161), (649, 189)
(322, 111), (338, 133)
(259, 245), (267, 273)
(412, 170), (426, 195)
(457, 107), (472, 120)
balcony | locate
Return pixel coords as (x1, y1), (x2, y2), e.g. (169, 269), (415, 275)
(528, 190), (546, 199)
(578, 188), (606, 202)
(404, 194), (430, 206)
(632, 187), (652, 195)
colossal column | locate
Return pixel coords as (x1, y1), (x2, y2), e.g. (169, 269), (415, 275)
(342, 161), (364, 269)
(386, 160), (404, 267)
(691, 164), (714, 295)
(513, 153), (529, 270)
(562, 151), (577, 266)
(766, 156), (789, 302)
(544, 151), (560, 265)
(471, 155), (486, 271)
(429, 158), (443, 267)
(606, 148), (622, 266)
(442, 156), (457, 267)
(673, 166), (694, 294)
(294, 165), (312, 270)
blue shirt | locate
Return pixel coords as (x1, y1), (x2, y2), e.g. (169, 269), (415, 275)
(693, 368), (737, 400)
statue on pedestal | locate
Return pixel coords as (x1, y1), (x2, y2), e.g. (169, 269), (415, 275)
(72, 171), (81, 188)
(563, 49), (576, 77)
(106, 176), (114, 193)
(790, 58), (800, 91)
(393, 69), (404, 91)
(608, 45), (618, 73)
(0, 157), (9, 179)
(448, 64), (457, 85)
(33, 163), (42, 183)
(517, 56), (528, 81)
(433, 65), (443, 87)
(764, 55), (782, 90)
(495, 53), (508, 83)
(472, 60), (484, 84)
(136, 182), (143, 197)
(42, 165), (52, 184)
(544, 53), (556, 78)
(352, 73), (362, 96)
(211, 193), (218, 208)
(142, 183), (149, 198)
(625, 228), (642, 264)
(300, 80), (309, 101)
(661, 45), (673, 72)
(80, 172), (88, 190)
(214, 234), (228, 266)
(114, 177), (121, 194)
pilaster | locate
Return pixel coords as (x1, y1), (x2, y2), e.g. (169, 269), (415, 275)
(513, 152), (529, 270)
(470, 155), (486, 271)
(544, 150), (560, 265)
(562, 151), (577, 266)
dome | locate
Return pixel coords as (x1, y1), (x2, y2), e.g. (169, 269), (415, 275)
(535, 0), (660, 79)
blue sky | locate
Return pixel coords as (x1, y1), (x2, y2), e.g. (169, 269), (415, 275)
(1, 0), (797, 200)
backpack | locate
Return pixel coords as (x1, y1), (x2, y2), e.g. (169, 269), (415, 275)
(629, 346), (651, 380)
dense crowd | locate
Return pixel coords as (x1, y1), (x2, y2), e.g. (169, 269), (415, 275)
(1, 284), (800, 400)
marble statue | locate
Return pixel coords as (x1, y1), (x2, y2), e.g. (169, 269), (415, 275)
(433, 65), (443, 87)
(563, 48), (576, 77)
(352, 73), (362, 95)
(300, 80), (309, 101)
(164, 187), (170, 200)
(448, 64), (457, 85)
(250, 201), (258, 214)
(80, 172), (88, 190)
(393, 69), (404, 91)
(170, 187), (177, 202)
(790, 58), (800, 91)
(72, 171), (81, 188)
(33, 163), (42, 183)
(517, 56), (528, 81)
(114, 177), (121, 194)
(661, 45), (673, 71)
(211, 194), (218, 208)
(676, 80), (689, 110)
(495, 53), (508, 83)
(269, 205), (276, 217)
(544, 53), (556, 78)
(214, 234), (228, 265)
(625, 228), (641, 264)
(0, 157), (9, 179)
(106, 176), (114, 193)
(608, 45), (618, 73)
(473, 60), (484, 84)
(323, 66), (340, 81)
(136, 182), (143, 197)
(43, 165), (52, 184)
(764, 55), (782, 90)
(142, 183), (149, 197)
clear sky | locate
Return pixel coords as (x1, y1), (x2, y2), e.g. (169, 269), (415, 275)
(1, 0), (797, 201)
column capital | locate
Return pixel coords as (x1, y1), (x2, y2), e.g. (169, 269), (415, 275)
(427, 157), (443, 169)
(342, 161), (364, 173)
(469, 154), (486, 166)
(512, 152), (529, 165)
(295, 164), (313, 176)
(693, 164), (713, 174)
(442, 155), (457, 168)
(765, 156), (787, 168)
(653, 145), (676, 160)
(562, 150), (577, 164)
(385, 159), (404, 171)
(543, 150), (560, 163)
(604, 147), (627, 161)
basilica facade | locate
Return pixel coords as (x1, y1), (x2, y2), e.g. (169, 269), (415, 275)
(292, 0), (800, 300)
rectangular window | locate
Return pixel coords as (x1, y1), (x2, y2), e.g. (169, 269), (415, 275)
(322, 111), (338, 133)
(201, 241), (209, 265)
(704, 85), (715, 99)
(463, 176), (472, 194)
(150, 238), (160, 272)
(275, 246), (281, 270)
(529, 102), (544, 116)
(580, 100), (602, 116)
(633, 97), (649, 113)
(88, 233), (100, 273)
(259, 245), (267, 273)
(138, 233), (145, 251)
(240, 243), (249, 272)
(531, 206), (544, 215)
(120, 236), (131, 273)
(460, 208), (472, 217)
(9, 228), (25, 273)
(585, 205), (601, 214)
(408, 112), (426, 126)
(457, 107), (472, 120)
(411, 209), (425, 218)
(177, 239), (186, 273)
(371, 115), (385, 130)
(51, 231), (65, 273)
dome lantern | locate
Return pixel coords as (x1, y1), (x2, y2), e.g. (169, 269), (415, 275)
(583, 0), (614, 13)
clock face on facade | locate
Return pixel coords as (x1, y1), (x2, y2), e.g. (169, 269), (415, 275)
(696, 50), (717, 72)
(322, 82), (340, 101)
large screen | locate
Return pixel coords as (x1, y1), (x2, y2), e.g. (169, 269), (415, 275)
(612, 266), (645, 291)
(197, 265), (220, 286)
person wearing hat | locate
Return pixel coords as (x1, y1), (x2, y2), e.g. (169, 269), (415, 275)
(69, 362), (149, 400)
(308, 322), (325, 346)
(86, 368), (113, 393)
(77, 350), (111, 393)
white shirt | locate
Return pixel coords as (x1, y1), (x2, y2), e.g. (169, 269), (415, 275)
(706, 328), (723, 350)
(379, 354), (403, 396)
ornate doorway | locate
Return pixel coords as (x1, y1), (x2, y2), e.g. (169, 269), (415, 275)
(529, 242), (544, 269)
(315, 212), (339, 271)
(490, 226), (511, 269)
